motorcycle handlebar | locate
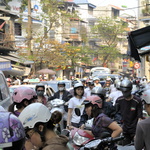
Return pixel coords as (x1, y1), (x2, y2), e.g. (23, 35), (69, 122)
(102, 135), (124, 143)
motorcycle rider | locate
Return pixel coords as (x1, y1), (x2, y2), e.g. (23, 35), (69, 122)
(8, 86), (37, 117)
(19, 103), (70, 150)
(84, 81), (95, 97)
(69, 80), (79, 96)
(135, 89), (150, 150)
(83, 95), (122, 149)
(79, 86), (116, 129)
(48, 81), (72, 102)
(0, 111), (25, 150)
(115, 78), (143, 146)
(93, 77), (102, 87)
(35, 83), (48, 105)
(107, 80), (123, 106)
(8, 87), (38, 150)
(67, 83), (85, 128)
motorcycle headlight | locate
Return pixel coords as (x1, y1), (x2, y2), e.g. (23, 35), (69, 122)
(73, 132), (89, 146)
(84, 139), (101, 149)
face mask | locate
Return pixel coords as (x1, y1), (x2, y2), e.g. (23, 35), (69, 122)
(36, 91), (44, 96)
(122, 91), (131, 98)
(59, 87), (64, 91)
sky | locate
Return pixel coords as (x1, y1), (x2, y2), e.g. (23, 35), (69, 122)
(88, 0), (138, 17)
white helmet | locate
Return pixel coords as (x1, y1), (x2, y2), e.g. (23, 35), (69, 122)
(74, 83), (84, 89)
(93, 77), (100, 81)
(141, 89), (150, 104)
(19, 103), (51, 129)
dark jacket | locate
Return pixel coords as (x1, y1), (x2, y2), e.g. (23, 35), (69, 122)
(43, 135), (70, 150)
(48, 90), (72, 102)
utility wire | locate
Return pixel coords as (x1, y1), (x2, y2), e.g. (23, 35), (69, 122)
(77, 5), (145, 11)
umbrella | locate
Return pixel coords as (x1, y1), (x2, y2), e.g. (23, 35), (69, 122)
(37, 68), (56, 75)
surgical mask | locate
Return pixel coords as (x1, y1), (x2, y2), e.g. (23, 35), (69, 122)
(36, 91), (44, 96)
(58, 87), (64, 91)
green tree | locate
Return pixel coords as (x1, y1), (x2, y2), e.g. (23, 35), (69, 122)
(40, 0), (78, 36)
(92, 17), (126, 67)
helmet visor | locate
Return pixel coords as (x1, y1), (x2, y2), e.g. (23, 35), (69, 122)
(120, 87), (132, 92)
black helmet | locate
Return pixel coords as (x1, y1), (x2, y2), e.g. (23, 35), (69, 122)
(91, 86), (106, 96)
(120, 79), (132, 92)
(88, 81), (94, 86)
(58, 81), (66, 86)
(35, 83), (45, 91)
(80, 79), (86, 82)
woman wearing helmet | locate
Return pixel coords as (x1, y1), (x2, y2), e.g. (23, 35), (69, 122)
(0, 111), (25, 150)
(8, 86), (37, 117)
(83, 95), (122, 149)
(67, 83), (85, 128)
(91, 86), (116, 118)
(19, 103), (69, 150)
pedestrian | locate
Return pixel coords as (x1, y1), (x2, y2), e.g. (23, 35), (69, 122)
(67, 83), (85, 128)
(115, 79), (143, 145)
(19, 103), (70, 150)
(135, 89), (150, 150)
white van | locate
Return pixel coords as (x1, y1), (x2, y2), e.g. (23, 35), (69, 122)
(0, 71), (12, 110)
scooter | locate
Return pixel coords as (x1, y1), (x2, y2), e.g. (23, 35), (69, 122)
(50, 98), (65, 132)
(70, 127), (94, 150)
(66, 127), (124, 150)
(80, 135), (124, 150)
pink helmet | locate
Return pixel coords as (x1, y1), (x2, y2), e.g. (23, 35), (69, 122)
(84, 95), (102, 108)
(6, 78), (12, 82)
(12, 87), (37, 103)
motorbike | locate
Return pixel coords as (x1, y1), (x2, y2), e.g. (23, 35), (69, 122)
(69, 127), (94, 150)
(80, 135), (124, 150)
(50, 98), (65, 132)
(64, 127), (124, 150)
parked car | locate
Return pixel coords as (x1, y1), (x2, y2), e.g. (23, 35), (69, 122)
(41, 80), (72, 92)
(0, 71), (12, 110)
(9, 84), (55, 97)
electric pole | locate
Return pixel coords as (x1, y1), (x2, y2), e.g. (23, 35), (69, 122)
(28, 0), (32, 56)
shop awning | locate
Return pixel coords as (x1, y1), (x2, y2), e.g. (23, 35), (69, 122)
(0, 58), (12, 71)
(0, 55), (34, 65)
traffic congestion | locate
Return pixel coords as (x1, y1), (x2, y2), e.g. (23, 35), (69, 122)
(0, 70), (150, 150)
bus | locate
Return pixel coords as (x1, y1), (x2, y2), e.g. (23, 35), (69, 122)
(90, 67), (111, 77)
